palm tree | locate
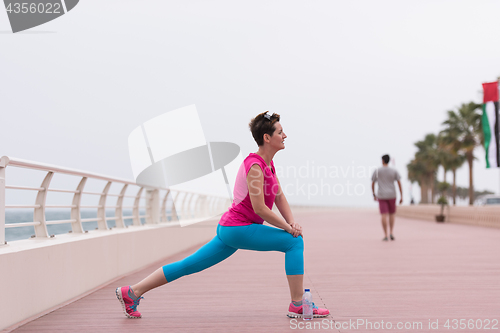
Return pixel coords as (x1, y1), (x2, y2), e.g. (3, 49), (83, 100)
(414, 134), (440, 203)
(437, 134), (454, 182)
(437, 133), (466, 205)
(441, 102), (483, 205)
(407, 158), (428, 203)
(447, 154), (466, 205)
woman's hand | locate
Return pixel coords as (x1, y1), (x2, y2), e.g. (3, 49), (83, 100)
(287, 221), (303, 238)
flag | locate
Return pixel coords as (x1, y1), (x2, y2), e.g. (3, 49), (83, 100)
(482, 81), (500, 168)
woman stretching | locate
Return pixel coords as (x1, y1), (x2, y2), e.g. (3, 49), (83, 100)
(116, 111), (329, 318)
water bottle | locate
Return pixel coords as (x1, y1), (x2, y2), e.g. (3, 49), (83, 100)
(302, 288), (313, 320)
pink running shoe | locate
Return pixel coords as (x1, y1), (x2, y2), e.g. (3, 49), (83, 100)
(287, 302), (330, 318)
(116, 286), (143, 318)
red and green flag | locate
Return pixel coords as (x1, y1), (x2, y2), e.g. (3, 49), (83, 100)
(482, 81), (500, 168)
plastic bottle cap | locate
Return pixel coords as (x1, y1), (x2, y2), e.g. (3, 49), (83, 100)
(305, 289), (310, 292)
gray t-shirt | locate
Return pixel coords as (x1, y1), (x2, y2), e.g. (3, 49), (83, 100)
(372, 166), (401, 199)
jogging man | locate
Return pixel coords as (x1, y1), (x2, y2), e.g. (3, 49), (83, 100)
(371, 154), (403, 241)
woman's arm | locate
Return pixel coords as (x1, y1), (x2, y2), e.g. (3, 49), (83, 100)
(274, 177), (294, 224)
(274, 176), (303, 236)
(247, 164), (300, 237)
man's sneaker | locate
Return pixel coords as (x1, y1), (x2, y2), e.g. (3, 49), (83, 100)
(116, 286), (143, 318)
(390, 235), (395, 241)
(287, 302), (330, 318)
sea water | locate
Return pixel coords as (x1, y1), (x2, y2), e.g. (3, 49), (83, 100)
(4, 209), (150, 242)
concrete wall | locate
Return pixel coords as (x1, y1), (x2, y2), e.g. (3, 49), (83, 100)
(0, 219), (218, 330)
(397, 204), (500, 229)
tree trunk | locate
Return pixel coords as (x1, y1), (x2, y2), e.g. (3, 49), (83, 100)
(443, 167), (447, 183)
(430, 174), (435, 204)
(467, 152), (474, 205)
(452, 168), (457, 206)
(420, 181), (428, 203)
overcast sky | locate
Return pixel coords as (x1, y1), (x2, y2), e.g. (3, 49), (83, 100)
(1, 0), (500, 207)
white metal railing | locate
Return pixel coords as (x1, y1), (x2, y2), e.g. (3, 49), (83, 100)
(0, 156), (232, 245)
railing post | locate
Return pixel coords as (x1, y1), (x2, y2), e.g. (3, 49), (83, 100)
(161, 190), (170, 222)
(179, 192), (189, 220)
(199, 195), (207, 219)
(34, 172), (53, 238)
(145, 188), (159, 224)
(196, 195), (203, 219)
(0, 157), (7, 246)
(115, 184), (128, 228)
(210, 197), (217, 216)
(70, 177), (87, 234)
(97, 181), (111, 230)
(186, 193), (195, 219)
(219, 198), (224, 213)
(214, 197), (221, 215)
(215, 197), (222, 215)
(202, 195), (209, 218)
(133, 187), (144, 226)
(207, 196), (214, 216)
(171, 191), (180, 221)
(194, 195), (203, 218)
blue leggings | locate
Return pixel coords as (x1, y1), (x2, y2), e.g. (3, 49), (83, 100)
(162, 223), (304, 282)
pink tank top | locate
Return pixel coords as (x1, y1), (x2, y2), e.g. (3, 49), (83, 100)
(219, 153), (278, 226)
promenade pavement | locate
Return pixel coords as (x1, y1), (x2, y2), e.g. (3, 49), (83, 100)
(9, 208), (500, 333)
